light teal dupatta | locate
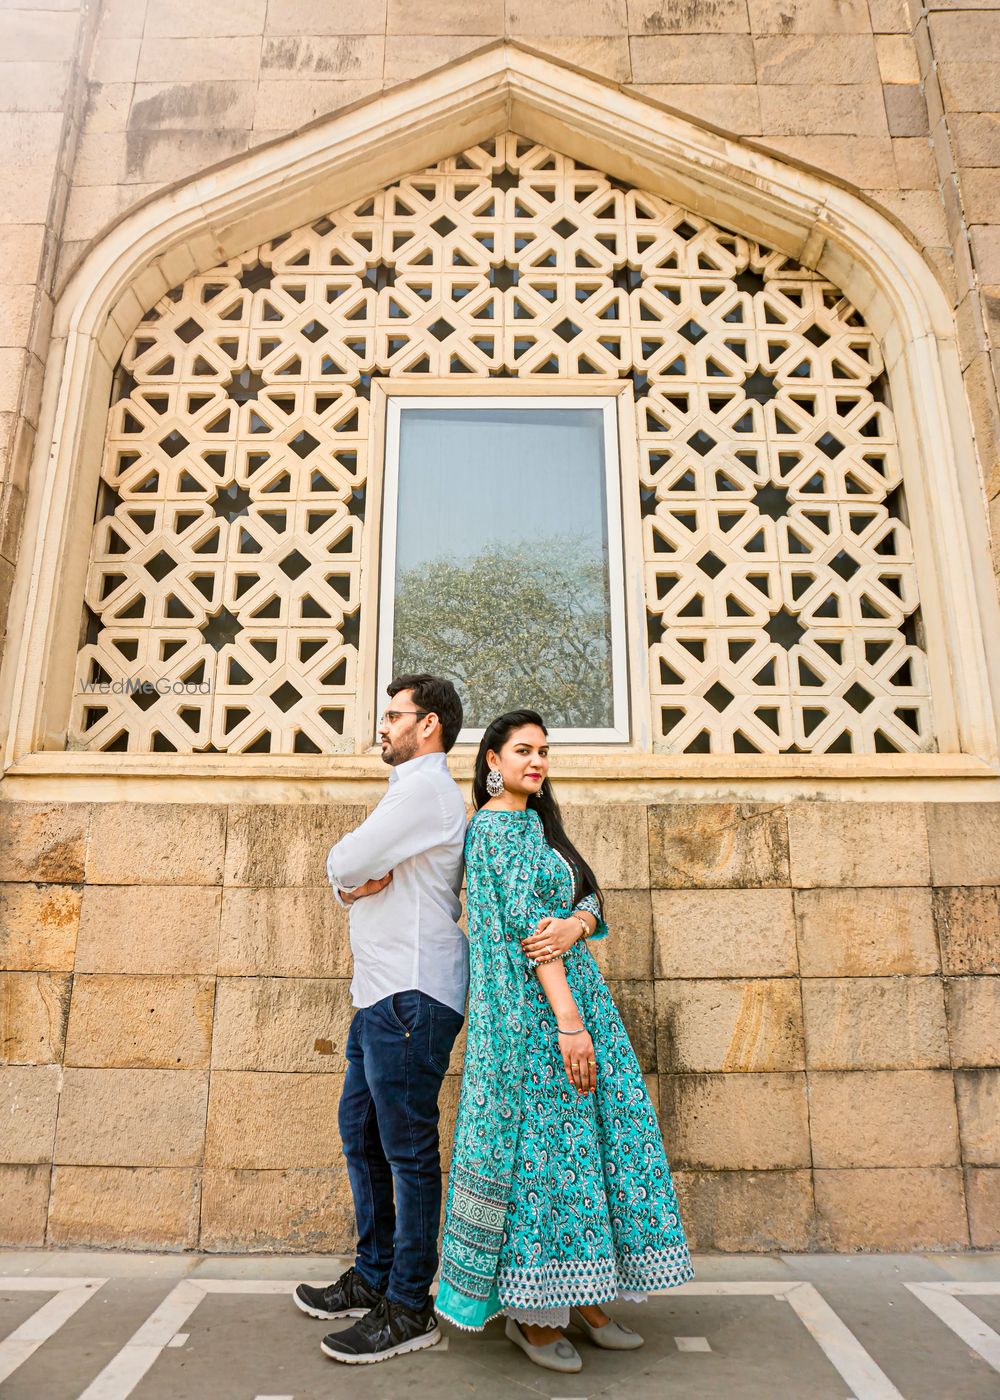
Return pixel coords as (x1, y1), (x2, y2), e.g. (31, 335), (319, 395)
(435, 808), (549, 1331)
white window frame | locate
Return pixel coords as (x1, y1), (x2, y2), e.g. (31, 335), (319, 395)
(374, 393), (632, 745)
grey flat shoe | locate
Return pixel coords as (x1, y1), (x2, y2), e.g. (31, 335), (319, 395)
(569, 1306), (644, 1349)
(504, 1317), (583, 1372)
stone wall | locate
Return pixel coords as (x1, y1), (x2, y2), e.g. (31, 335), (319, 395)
(1, 797), (997, 1251)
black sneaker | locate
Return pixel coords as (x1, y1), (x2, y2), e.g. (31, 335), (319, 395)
(293, 1266), (385, 1320)
(320, 1295), (441, 1364)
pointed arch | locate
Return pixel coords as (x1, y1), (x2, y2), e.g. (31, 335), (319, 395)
(2, 41), (998, 783)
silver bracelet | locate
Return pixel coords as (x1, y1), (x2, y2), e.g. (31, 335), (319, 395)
(556, 1026), (585, 1035)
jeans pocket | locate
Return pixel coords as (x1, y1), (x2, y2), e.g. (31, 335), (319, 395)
(428, 1004), (463, 1074)
(389, 990), (422, 1035)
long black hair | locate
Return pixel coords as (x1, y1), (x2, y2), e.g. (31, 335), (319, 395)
(473, 709), (604, 916)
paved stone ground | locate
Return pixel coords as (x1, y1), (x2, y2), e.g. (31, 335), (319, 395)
(2, 1251), (999, 1400)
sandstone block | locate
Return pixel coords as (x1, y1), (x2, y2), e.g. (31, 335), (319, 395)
(48, 1166), (200, 1248)
(757, 134), (896, 186)
(946, 978), (1000, 1068)
(0, 9), (79, 64)
(654, 887), (797, 977)
(266, 0), (388, 34)
(260, 35), (384, 79)
(626, 0), (749, 33)
(951, 113), (1000, 168)
(200, 1166), (354, 1251)
(928, 9), (1000, 61)
(607, 979), (656, 1072)
(883, 84), (929, 137)
(76, 885), (220, 975)
(0, 802), (88, 882)
(225, 803), (365, 886)
(219, 886), (349, 977)
(760, 83), (889, 136)
(122, 128), (251, 185)
(206, 1071), (344, 1169)
(0, 223), (46, 285)
(491, 35), (632, 82)
(657, 1071), (810, 1170)
(788, 802), (930, 888)
(649, 803), (789, 888)
(795, 886), (938, 976)
(0, 1064), (60, 1163)
(875, 34), (920, 84)
(0, 1163), (49, 1246)
(389, 0), (503, 33)
(88, 802), (226, 884)
(893, 137), (937, 190)
(627, 84), (762, 135)
(965, 1168), (1000, 1248)
(588, 890), (652, 979)
(0, 284), (36, 346)
(809, 1069), (960, 1167)
(89, 36), (141, 86)
(656, 979), (804, 1074)
(128, 81), (256, 132)
(802, 977), (949, 1070)
(955, 1069), (1000, 1165)
(562, 803), (649, 888)
(747, 0), (871, 32)
(755, 34), (879, 83)
(971, 228), (1000, 289)
(868, 0), (909, 33)
(253, 78), (381, 128)
(0, 972), (70, 1064)
(143, 0), (267, 37)
(629, 35), (754, 84)
(672, 1169), (814, 1251)
(934, 886), (1000, 974)
(212, 976), (354, 1072)
(938, 61), (1000, 113)
(54, 1068), (208, 1166)
(814, 1167), (969, 1250)
(867, 189), (949, 249)
(137, 36), (262, 84)
(926, 802), (1000, 885)
(0, 883), (80, 971)
(962, 169), (1000, 228)
(64, 974), (214, 1069)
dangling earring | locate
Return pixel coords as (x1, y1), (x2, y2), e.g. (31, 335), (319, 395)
(486, 767), (504, 797)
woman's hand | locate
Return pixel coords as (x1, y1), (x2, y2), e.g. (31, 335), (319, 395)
(521, 914), (585, 961)
(557, 1023), (596, 1095)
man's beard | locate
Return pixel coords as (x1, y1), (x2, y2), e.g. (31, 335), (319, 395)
(381, 729), (420, 766)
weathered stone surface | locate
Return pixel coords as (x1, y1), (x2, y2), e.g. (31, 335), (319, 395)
(868, 188), (949, 248)
(0, 972), (70, 1064)
(809, 1070), (961, 1167)
(945, 978), (1000, 1068)
(607, 978), (656, 1071)
(128, 80), (256, 131)
(588, 890), (652, 979)
(219, 886), (349, 977)
(212, 976), (354, 1071)
(938, 61), (1000, 112)
(137, 35), (262, 83)
(955, 1069), (1000, 1165)
(654, 888), (797, 977)
(657, 1072), (810, 1170)
(0, 883), (80, 971)
(950, 112), (1000, 168)
(495, 34), (632, 81)
(224, 803), (365, 886)
(388, 0), (503, 33)
(64, 975), (214, 1069)
(0, 803), (88, 882)
(788, 802), (930, 888)
(875, 33), (920, 84)
(630, 35), (754, 84)
(673, 1169), (814, 1251)
(755, 34), (879, 83)
(53, 1068), (209, 1166)
(0, 1065), (60, 1164)
(883, 83), (930, 136)
(935, 887), (1000, 974)
(802, 978), (949, 1070)
(253, 77), (381, 126)
(795, 887), (938, 976)
(656, 979), (804, 1073)
(259, 35), (384, 78)
(649, 804), (789, 888)
(205, 1071), (344, 1169)
(869, 0), (909, 34)
(200, 1167), (354, 1251)
(122, 127), (251, 185)
(266, 0), (388, 34)
(757, 133), (896, 185)
(926, 803), (1000, 885)
(562, 803), (649, 888)
(87, 803), (226, 884)
(507, 0), (625, 35)
(628, 83), (762, 134)
(814, 1168), (969, 1250)
(747, 0), (871, 32)
(928, 9), (1000, 61)
(143, 0), (267, 37)
(960, 168), (1000, 226)
(0, 8), (79, 63)
(76, 884), (221, 974)
(760, 84), (889, 135)
(0, 1163), (49, 1245)
(626, 0), (749, 33)
(48, 1166), (200, 1248)
(893, 136), (937, 189)
(965, 1168), (1000, 1247)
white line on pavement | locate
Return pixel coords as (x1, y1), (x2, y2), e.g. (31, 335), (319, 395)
(0, 1277), (106, 1387)
(674, 1335), (711, 1351)
(904, 1282), (1000, 1375)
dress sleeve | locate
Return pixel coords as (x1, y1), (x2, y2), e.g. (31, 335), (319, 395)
(573, 891), (609, 942)
(466, 815), (555, 972)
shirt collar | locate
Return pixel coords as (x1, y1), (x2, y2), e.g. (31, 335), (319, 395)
(387, 750), (450, 786)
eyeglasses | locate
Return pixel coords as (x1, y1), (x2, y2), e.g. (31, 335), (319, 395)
(378, 709), (429, 726)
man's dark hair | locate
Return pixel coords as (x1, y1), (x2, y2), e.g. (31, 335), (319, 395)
(387, 673), (463, 752)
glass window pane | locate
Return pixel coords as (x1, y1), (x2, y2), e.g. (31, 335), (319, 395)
(389, 404), (616, 731)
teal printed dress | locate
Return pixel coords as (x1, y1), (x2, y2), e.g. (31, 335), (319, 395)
(435, 807), (693, 1331)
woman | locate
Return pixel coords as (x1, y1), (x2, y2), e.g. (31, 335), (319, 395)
(435, 710), (693, 1374)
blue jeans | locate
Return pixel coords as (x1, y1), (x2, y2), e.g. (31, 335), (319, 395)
(338, 989), (464, 1312)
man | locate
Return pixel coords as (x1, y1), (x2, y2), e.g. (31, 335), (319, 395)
(293, 674), (468, 1365)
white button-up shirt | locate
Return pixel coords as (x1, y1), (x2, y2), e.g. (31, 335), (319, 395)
(326, 751), (469, 1015)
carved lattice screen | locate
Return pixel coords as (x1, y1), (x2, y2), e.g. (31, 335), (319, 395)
(71, 133), (933, 755)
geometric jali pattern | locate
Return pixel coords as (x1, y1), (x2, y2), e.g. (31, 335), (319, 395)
(70, 133), (933, 754)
